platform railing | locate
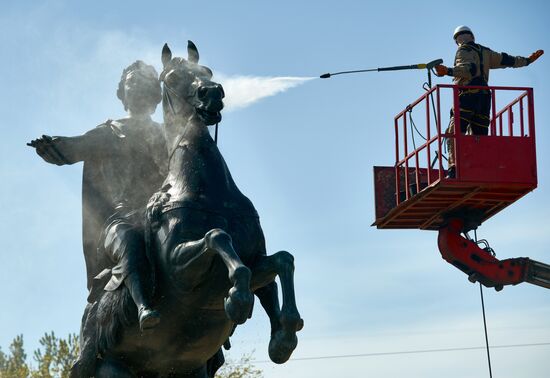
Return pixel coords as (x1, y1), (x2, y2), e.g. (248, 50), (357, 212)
(394, 85), (534, 206)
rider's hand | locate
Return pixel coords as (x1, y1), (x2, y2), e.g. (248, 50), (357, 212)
(434, 64), (449, 77)
(528, 50), (544, 64)
(28, 135), (65, 165)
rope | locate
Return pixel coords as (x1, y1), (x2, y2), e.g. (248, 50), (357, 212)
(422, 81), (448, 167)
(480, 283), (493, 378)
(423, 81), (440, 132)
(407, 107), (427, 152)
(431, 151), (448, 169)
(474, 229), (493, 378)
(409, 109), (416, 150)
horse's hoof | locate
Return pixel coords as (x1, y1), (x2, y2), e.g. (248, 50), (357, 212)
(268, 329), (298, 364)
(224, 287), (253, 324)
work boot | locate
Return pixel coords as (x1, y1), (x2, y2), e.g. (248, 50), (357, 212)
(124, 270), (160, 331)
(446, 166), (456, 179)
(138, 305), (161, 331)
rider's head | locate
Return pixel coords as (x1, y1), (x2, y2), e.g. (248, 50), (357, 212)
(453, 25), (474, 45)
(117, 61), (162, 115)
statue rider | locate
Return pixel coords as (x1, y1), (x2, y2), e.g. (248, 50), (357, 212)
(29, 60), (167, 331)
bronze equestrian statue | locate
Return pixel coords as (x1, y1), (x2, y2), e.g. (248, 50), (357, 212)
(29, 41), (303, 377)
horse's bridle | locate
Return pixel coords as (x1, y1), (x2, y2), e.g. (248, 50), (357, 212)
(161, 71), (220, 167)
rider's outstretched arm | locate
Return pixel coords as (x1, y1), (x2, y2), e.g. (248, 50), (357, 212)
(29, 124), (115, 165)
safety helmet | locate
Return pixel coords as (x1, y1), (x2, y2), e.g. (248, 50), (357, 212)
(453, 25), (473, 40)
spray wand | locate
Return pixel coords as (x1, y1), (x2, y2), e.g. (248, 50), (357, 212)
(320, 59), (444, 158)
(320, 58), (443, 84)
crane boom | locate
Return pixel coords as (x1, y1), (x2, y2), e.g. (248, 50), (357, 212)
(438, 218), (550, 290)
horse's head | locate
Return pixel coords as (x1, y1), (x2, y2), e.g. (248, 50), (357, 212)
(160, 41), (224, 127)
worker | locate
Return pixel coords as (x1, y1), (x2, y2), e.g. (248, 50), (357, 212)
(434, 25), (543, 178)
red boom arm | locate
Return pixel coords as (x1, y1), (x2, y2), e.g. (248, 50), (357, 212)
(438, 218), (550, 290)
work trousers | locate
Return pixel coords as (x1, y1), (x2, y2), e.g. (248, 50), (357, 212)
(446, 91), (491, 167)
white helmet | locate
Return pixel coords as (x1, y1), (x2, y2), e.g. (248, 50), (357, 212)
(453, 25), (473, 40)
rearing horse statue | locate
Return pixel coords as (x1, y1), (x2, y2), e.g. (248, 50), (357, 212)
(88, 41), (303, 378)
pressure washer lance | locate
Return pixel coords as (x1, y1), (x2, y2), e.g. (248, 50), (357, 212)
(320, 59), (443, 81)
(320, 58), (445, 162)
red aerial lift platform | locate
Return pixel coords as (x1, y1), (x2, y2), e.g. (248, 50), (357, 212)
(372, 85), (549, 290)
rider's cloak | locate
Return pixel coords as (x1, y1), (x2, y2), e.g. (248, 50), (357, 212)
(75, 119), (167, 291)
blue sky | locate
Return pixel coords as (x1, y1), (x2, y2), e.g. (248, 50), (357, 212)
(1, 1), (549, 377)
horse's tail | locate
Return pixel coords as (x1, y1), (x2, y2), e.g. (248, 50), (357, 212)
(96, 287), (135, 353)
(70, 289), (135, 376)
(69, 302), (99, 378)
